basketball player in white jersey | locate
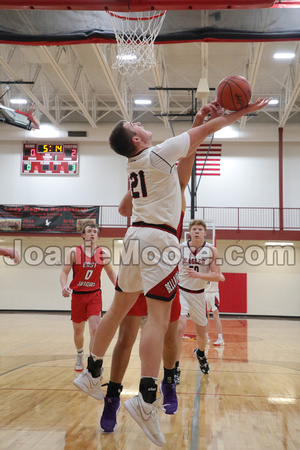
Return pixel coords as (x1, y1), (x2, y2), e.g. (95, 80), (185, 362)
(206, 278), (225, 346)
(73, 97), (270, 447)
(177, 219), (223, 376)
(99, 101), (225, 432)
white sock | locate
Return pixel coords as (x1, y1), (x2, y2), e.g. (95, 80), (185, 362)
(77, 348), (84, 354)
(91, 352), (103, 361)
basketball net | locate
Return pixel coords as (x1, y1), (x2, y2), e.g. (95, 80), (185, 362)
(107, 10), (166, 76)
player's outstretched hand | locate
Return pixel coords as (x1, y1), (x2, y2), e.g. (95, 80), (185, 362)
(244, 97), (271, 113)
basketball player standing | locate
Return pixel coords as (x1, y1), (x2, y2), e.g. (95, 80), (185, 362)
(60, 222), (116, 371)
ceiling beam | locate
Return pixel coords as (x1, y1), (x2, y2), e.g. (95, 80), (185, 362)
(39, 46), (97, 128)
(278, 44), (300, 128)
(152, 47), (169, 128)
(0, 54), (60, 128)
(91, 44), (130, 122)
(199, 42), (209, 107)
(279, 78), (300, 128)
(240, 42), (265, 129)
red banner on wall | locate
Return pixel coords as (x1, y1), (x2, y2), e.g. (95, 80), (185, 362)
(0, 205), (99, 233)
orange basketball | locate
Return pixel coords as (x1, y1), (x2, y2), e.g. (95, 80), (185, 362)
(216, 76), (252, 111)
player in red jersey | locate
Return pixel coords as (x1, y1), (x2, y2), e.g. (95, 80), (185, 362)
(100, 102), (225, 432)
(60, 222), (116, 372)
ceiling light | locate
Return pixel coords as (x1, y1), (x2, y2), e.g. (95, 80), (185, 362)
(264, 242), (294, 246)
(134, 99), (152, 105)
(268, 99), (279, 105)
(273, 52), (295, 60)
(10, 99), (28, 105)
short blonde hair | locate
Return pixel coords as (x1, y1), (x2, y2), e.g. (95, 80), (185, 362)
(189, 219), (206, 231)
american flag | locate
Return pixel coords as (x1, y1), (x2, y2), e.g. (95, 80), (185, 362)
(196, 143), (222, 176)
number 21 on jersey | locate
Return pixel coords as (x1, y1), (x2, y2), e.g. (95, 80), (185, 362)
(130, 170), (148, 198)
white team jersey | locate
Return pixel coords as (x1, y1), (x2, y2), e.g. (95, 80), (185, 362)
(179, 240), (213, 291)
(127, 132), (190, 229)
(206, 281), (219, 293)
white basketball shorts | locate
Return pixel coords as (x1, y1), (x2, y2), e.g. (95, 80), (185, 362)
(117, 226), (180, 301)
(179, 288), (207, 327)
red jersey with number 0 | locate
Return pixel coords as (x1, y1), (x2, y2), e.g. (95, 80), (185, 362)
(70, 245), (105, 292)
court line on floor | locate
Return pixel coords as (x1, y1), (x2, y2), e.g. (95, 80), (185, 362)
(0, 343), (39, 355)
(0, 356), (74, 377)
(190, 367), (202, 450)
(182, 391), (300, 400)
(1, 387), (299, 401)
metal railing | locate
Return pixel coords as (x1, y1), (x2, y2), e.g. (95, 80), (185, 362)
(99, 206), (300, 231)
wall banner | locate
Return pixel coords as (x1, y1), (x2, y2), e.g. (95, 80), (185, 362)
(0, 205), (99, 233)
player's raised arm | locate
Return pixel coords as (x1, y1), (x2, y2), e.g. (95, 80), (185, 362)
(186, 98), (271, 158)
(177, 102), (224, 191)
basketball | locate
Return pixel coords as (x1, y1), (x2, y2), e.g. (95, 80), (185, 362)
(216, 76), (252, 111)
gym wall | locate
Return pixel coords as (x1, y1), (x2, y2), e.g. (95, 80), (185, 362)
(0, 121), (299, 316)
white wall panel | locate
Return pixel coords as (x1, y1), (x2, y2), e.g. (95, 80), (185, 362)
(283, 143), (300, 208)
(190, 142), (279, 208)
(0, 141), (127, 206)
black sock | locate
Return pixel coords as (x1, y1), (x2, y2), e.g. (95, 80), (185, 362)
(163, 367), (175, 384)
(197, 349), (205, 358)
(139, 377), (157, 404)
(175, 360), (179, 369)
(106, 381), (123, 398)
(87, 355), (103, 378)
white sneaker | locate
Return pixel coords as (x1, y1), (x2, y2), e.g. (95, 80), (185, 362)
(214, 337), (225, 346)
(73, 369), (104, 400)
(74, 351), (85, 372)
(124, 392), (166, 447)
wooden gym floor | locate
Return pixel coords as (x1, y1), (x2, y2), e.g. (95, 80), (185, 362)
(0, 313), (299, 450)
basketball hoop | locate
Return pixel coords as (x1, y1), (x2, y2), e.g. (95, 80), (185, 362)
(0, 101), (41, 130)
(107, 10), (166, 76)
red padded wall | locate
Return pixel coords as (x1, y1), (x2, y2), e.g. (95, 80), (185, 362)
(219, 273), (247, 314)
(0, 1), (276, 11)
